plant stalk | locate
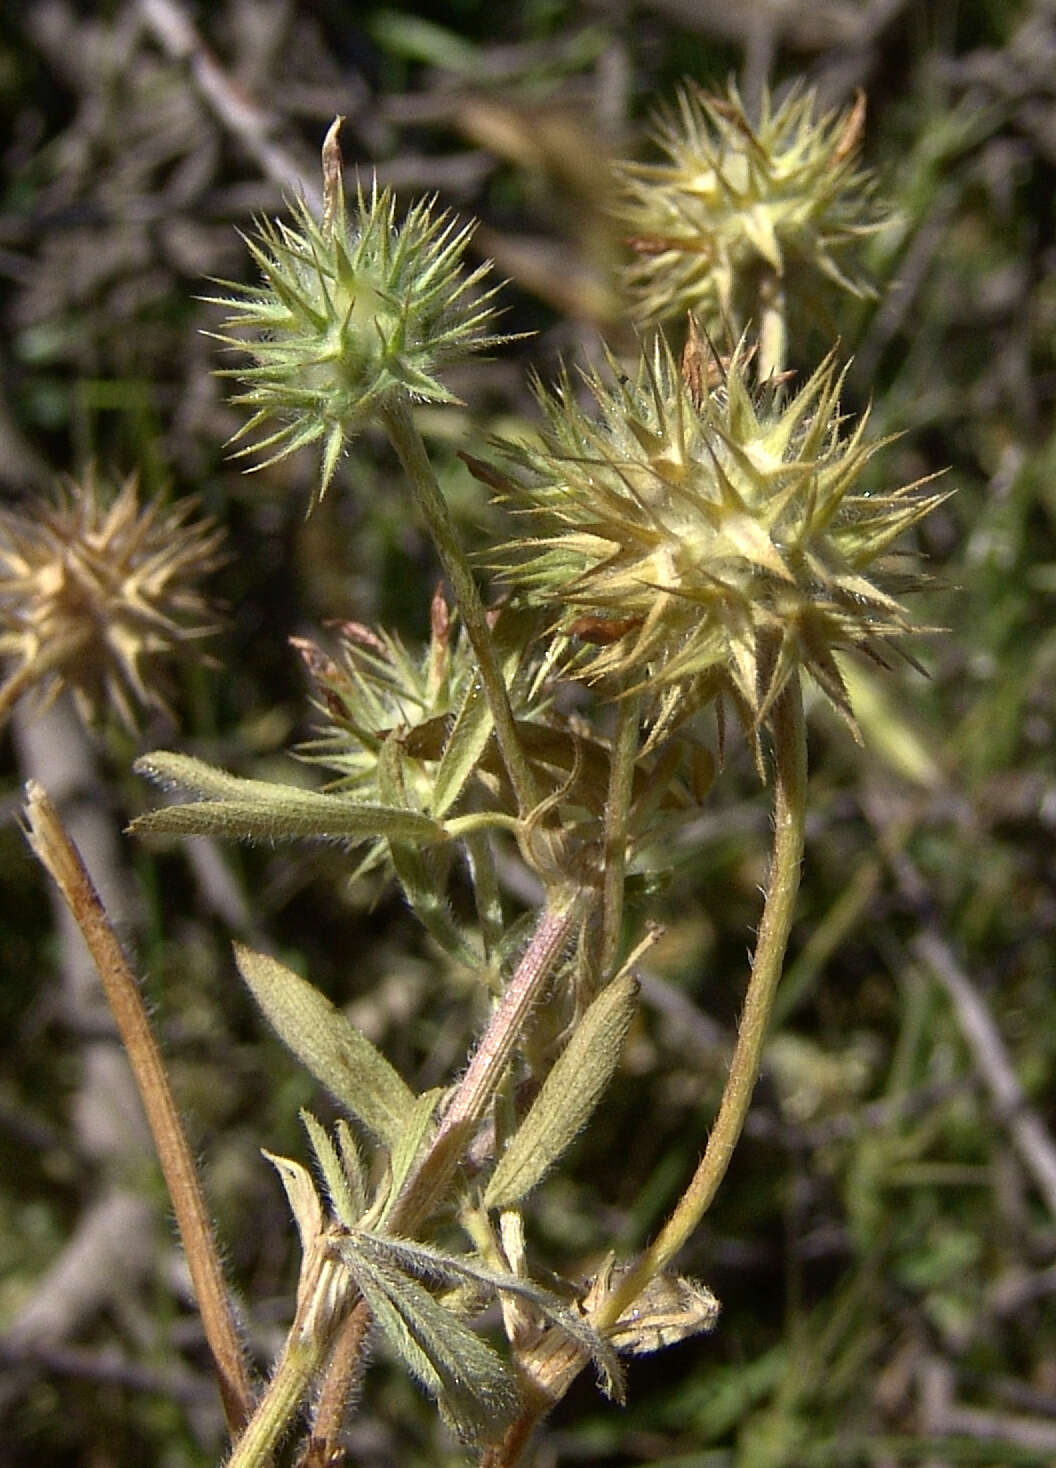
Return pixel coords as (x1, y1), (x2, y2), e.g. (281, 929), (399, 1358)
(391, 889), (588, 1231)
(22, 782), (254, 1434)
(757, 266), (788, 381)
(598, 673), (807, 1324)
(380, 396), (538, 817)
(296, 1300), (372, 1467)
(464, 829), (505, 965)
(228, 1336), (328, 1468)
(598, 693), (641, 982)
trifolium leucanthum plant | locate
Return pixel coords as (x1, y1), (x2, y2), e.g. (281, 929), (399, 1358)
(24, 82), (947, 1468)
(613, 82), (884, 375)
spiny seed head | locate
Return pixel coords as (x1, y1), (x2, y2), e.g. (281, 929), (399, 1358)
(295, 589), (549, 791)
(0, 469), (223, 730)
(490, 329), (946, 752)
(293, 590), (549, 873)
(211, 119), (507, 506)
(294, 589), (471, 807)
(613, 81), (884, 332)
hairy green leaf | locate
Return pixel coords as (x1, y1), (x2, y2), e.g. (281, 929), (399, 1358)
(335, 1232), (518, 1444)
(353, 1228), (624, 1399)
(301, 1109), (359, 1228)
(335, 1118), (369, 1221)
(234, 945), (416, 1149)
(484, 971), (639, 1211)
(132, 751), (447, 846)
(430, 674), (493, 819)
(134, 751), (282, 801)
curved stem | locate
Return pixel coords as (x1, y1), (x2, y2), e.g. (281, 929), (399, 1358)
(598, 673), (807, 1325)
(473, 681), (807, 1468)
(390, 889), (589, 1233)
(23, 783), (254, 1433)
(380, 396), (538, 817)
(598, 692), (641, 983)
(445, 811), (522, 839)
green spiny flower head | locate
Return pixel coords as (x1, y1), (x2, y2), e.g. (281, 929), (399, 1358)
(293, 589), (475, 807)
(294, 589), (550, 812)
(613, 82), (884, 333)
(492, 330), (945, 746)
(212, 120), (506, 505)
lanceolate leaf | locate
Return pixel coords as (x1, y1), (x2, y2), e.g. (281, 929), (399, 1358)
(430, 674), (493, 819)
(376, 736), (482, 968)
(233, 945), (415, 1150)
(484, 971), (639, 1211)
(132, 751), (447, 846)
(335, 1232), (519, 1444)
(352, 1228), (623, 1399)
(301, 1109), (360, 1228)
(335, 1118), (369, 1222)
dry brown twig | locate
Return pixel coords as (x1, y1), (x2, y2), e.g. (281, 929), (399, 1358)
(138, 0), (319, 208)
(22, 781), (254, 1435)
(913, 927), (1056, 1223)
(867, 798), (1056, 1225)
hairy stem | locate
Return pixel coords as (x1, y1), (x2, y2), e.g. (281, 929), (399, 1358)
(598, 693), (641, 982)
(598, 674), (807, 1323)
(23, 782), (253, 1434)
(391, 889), (589, 1231)
(228, 1337), (328, 1468)
(465, 829), (505, 967)
(381, 396), (538, 816)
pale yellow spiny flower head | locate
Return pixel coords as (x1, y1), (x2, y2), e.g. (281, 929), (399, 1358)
(614, 82), (884, 334)
(0, 469), (222, 729)
(490, 329), (945, 752)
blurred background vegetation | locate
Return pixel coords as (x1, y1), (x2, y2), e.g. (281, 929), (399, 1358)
(0, 1), (1054, 1465)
